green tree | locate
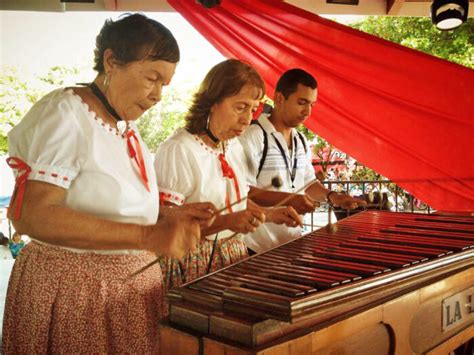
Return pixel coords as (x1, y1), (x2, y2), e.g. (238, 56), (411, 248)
(350, 17), (473, 68)
(0, 67), (41, 153)
(137, 85), (195, 153)
(38, 65), (84, 87)
(0, 65), (89, 153)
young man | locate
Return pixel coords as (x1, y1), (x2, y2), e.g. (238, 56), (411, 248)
(239, 68), (365, 254)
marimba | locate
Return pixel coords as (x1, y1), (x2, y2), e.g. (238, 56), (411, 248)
(160, 211), (474, 354)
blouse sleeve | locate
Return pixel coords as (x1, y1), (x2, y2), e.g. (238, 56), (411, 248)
(8, 90), (85, 189)
(154, 138), (195, 206)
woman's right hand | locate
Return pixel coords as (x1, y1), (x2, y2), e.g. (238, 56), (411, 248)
(161, 202), (218, 229)
(226, 209), (265, 234)
(288, 194), (319, 214)
(144, 213), (201, 259)
(265, 206), (302, 227)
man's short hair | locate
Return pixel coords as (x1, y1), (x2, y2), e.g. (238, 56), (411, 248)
(275, 68), (317, 99)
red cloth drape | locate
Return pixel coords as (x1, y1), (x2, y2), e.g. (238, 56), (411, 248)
(168, 0), (474, 212)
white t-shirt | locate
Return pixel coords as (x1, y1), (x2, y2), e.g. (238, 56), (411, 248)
(239, 114), (316, 253)
(8, 88), (159, 254)
(154, 129), (248, 241)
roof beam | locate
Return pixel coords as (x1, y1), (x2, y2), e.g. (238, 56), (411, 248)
(387, 0), (405, 15)
(103, 0), (118, 11)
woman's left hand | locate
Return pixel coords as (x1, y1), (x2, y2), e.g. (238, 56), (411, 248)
(265, 206), (302, 227)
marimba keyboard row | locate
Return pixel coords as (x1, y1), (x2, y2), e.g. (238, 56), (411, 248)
(161, 211), (474, 354)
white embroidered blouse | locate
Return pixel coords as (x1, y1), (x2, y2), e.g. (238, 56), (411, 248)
(7, 88), (159, 254)
(154, 128), (249, 241)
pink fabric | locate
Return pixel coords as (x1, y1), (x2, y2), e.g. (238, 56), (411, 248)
(168, 0), (474, 212)
(2, 242), (165, 354)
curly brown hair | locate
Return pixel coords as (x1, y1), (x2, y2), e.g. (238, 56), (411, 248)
(185, 59), (265, 134)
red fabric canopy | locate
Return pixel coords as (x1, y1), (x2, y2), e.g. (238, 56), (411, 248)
(168, 0), (474, 212)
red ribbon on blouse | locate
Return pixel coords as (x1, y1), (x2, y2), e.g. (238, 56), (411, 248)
(126, 130), (150, 192)
(218, 153), (241, 213)
(6, 157), (32, 220)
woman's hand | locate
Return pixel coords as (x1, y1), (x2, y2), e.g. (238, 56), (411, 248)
(287, 194), (319, 214)
(160, 202), (218, 229)
(226, 209), (266, 234)
(145, 212), (202, 259)
(265, 206), (302, 227)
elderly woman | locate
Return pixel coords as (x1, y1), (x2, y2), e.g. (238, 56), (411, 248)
(2, 14), (215, 354)
(155, 59), (301, 290)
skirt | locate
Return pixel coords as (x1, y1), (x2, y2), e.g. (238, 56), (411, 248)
(160, 236), (248, 292)
(1, 241), (165, 354)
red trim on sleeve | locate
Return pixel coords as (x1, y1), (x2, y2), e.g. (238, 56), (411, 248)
(6, 157), (31, 220)
(159, 192), (184, 205)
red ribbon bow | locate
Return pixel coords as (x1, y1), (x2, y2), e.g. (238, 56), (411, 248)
(126, 130), (150, 192)
(218, 153), (241, 213)
(6, 157), (32, 220)
(218, 153), (236, 179)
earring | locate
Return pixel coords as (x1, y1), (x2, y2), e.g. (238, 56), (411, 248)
(206, 114), (211, 130)
(103, 73), (110, 92)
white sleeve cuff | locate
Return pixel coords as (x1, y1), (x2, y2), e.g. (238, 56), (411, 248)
(158, 187), (185, 206)
(27, 162), (79, 189)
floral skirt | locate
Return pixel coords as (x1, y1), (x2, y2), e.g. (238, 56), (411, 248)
(160, 236), (248, 293)
(2, 242), (165, 354)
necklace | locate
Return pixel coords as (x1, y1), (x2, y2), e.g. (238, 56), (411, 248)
(205, 127), (220, 146)
(202, 130), (221, 149)
(89, 82), (126, 133)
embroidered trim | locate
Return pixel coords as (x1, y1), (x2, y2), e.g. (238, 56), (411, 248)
(159, 192), (184, 206)
(35, 170), (69, 181)
(68, 89), (151, 191)
(192, 134), (231, 156)
(7, 160), (74, 219)
(66, 89), (124, 137)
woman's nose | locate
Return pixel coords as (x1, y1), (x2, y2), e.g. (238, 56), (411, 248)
(149, 85), (162, 104)
(241, 110), (253, 125)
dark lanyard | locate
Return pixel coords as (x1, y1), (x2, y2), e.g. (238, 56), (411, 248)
(272, 134), (298, 189)
(89, 82), (123, 123)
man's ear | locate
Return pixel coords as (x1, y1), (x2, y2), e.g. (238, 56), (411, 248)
(274, 92), (284, 107)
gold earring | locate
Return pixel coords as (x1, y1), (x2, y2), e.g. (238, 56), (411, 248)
(103, 73), (110, 92)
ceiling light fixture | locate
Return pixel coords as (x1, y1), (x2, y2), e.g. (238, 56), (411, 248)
(431, 0), (469, 31)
